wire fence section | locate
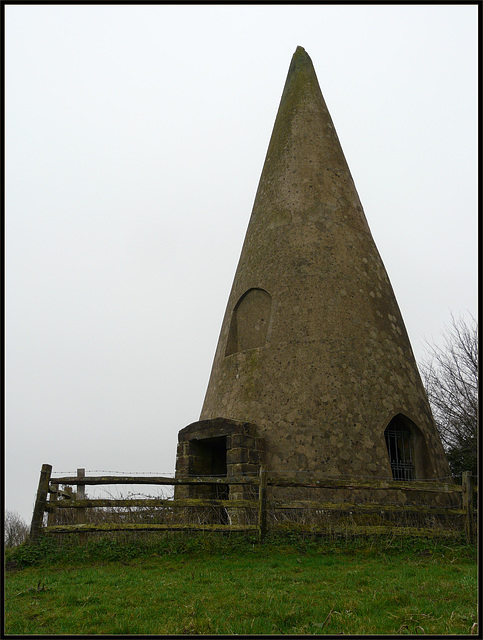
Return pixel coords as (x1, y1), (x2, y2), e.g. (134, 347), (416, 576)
(30, 465), (477, 544)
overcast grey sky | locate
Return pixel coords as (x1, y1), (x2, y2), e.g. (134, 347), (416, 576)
(5, 4), (478, 523)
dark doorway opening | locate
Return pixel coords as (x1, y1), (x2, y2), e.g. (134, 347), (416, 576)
(384, 416), (415, 481)
(189, 436), (229, 505)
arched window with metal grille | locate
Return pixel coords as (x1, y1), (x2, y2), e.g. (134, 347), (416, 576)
(384, 415), (415, 481)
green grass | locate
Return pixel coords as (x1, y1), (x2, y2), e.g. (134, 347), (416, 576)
(4, 533), (478, 635)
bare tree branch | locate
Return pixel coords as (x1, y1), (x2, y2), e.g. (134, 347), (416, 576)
(420, 313), (478, 480)
(4, 510), (29, 547)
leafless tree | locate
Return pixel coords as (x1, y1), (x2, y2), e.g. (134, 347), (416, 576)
(420, 313), (478, 480)
(4, 510), (29, 547)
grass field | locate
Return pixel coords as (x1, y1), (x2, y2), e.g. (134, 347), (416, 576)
(4, 532), (478, 635)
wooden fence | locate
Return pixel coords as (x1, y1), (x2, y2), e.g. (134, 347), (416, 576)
(29, 465), (476, 544)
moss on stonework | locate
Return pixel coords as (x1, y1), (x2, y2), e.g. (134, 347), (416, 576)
(262, 47), (319, 174)
(197, 47), (452, 488)
(242, 349), (260, 402)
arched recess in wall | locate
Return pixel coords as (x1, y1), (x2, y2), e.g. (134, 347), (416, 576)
(225, 288), (272, 356)
(384, 414), (432, 480)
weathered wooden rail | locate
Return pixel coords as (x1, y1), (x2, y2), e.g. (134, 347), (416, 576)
(29, 465), (476, 543)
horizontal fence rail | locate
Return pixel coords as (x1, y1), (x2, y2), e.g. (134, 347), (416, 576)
(29, 465), (476, 544)
(266, 476), (460, 493)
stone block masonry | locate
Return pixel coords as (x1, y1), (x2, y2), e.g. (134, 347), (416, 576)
(174, 47), (451, 507)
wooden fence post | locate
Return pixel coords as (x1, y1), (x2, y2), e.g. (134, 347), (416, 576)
(47, 483), (58, 527)
(30, 464), (52, 543)
(462, 471), (474, 543)
(258, 466), (267, 541)
(77, 468), (87, 545)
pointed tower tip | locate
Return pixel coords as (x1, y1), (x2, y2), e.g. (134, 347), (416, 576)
(294, 45), (308, 58)
(289, 46), (314, 74)
(294, 45), (311, 58)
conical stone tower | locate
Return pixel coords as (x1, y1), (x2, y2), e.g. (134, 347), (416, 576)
(176, 47), (450, 496)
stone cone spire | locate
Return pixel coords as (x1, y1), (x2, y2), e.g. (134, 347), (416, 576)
(197, 46), (449, 482)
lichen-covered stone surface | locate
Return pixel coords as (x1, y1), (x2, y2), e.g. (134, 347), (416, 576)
(197, 47), (450, 492)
